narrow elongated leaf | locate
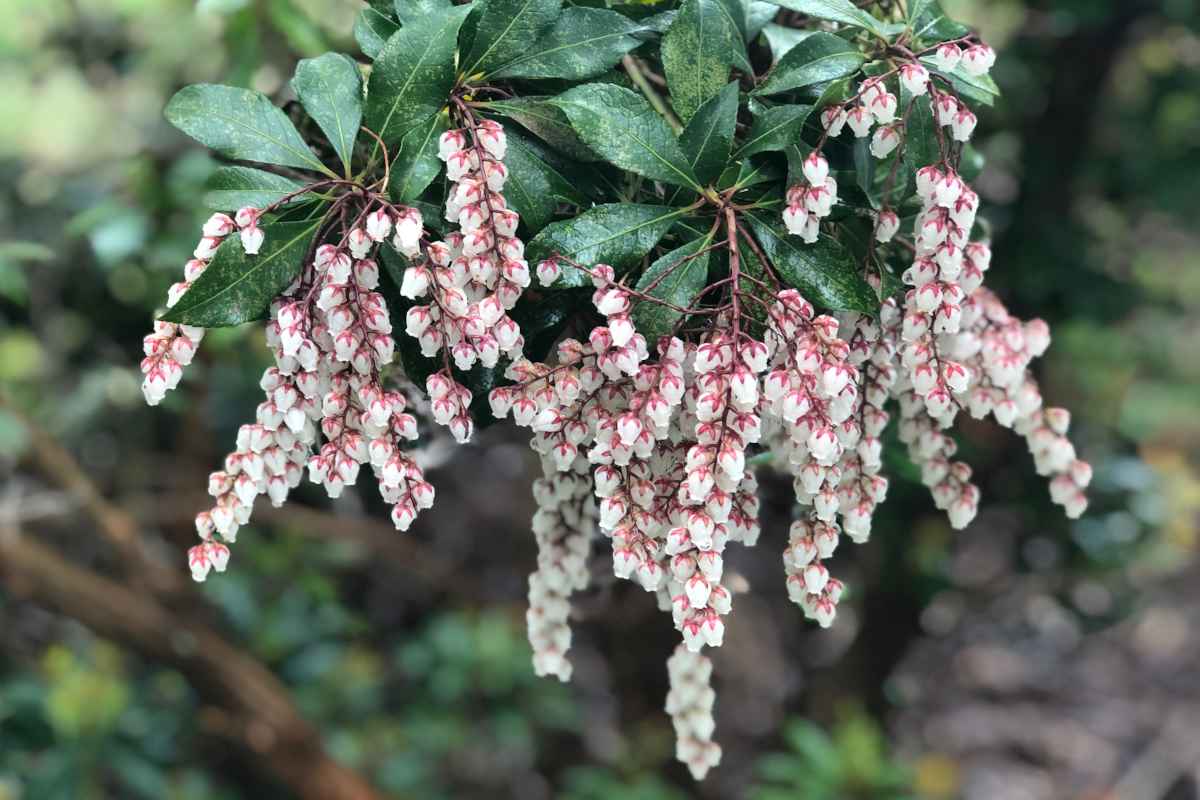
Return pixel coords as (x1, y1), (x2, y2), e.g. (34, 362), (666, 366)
(291, 53), (362, 173)
(527, 203), (686, 287)
(909, 1), (969, 43)
(744, 210), (876, 313)
(162, 219), (322, 326)
(738, 104), (812, 156)
(920, 57), (1000, 106)
(389, 111), (450, 203)
(906, 0), (936, 22)
(463, 0), (561, 78)
(678, 81), (739, 185)
(759, 0), (889, 38)
(662, 0), (745, 123)
(632, 237), (713, 340)
(503, 131), (592, 233)
(355, 8), (399, 59)
(365, 6), (470, 145)
(165, 84), (328, 173)
(903, 92), (939, 173)
(753, 32), (865, 96)
(553, 84), (699, 188)
(203, 167), (309, 211)
(483, 97), (598, 161)
(395, 0), (450, 23)
(494, 8), (644, 80)
(745, 1), (780, 38)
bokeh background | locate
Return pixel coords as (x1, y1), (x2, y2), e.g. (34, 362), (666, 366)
(0, 0), (1197, 798)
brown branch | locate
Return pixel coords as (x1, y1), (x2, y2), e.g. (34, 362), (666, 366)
(0, 531), (387, 800)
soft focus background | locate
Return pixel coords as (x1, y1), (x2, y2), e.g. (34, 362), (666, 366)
(0, 1), (1197, 798)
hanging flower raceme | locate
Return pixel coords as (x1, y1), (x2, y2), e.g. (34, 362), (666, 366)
(147, 6), (1095, 781)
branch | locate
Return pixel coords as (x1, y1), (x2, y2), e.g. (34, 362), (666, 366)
(622, 56), (683, 134)
(0, 530), (388, 800)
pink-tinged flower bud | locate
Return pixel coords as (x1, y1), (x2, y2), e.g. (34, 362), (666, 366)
(802, 151), (829, 185)
(347, 227), (371, 259)
(235, 206), (261, 229)
(193, 236), (222, 260)
(240, 225), (265, 255)
(899, 62), (930, 95)
(950, 107), (977, 142)
(203, 213), (235, 238)
(782, 202), (809, 236)
(477, 122), (507, 159)
(869, 91), (898, 124)
(932, 42), (962, 71)
(365, 209), (393, 242)
(875, 209), (900, 243)
(870, 125), (900, 159)
(934, 93), (959, 127)
(820, 105), (847, 136)
(961, 44), (995, 76)
(846, 105), (873, 138)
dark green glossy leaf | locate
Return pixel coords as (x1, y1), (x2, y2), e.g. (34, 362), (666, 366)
(527, 203), (686, 287)
(746, 1), (780, 39)
(662, 0), (746, 123)
(921, 57), (1000, 106)
(632, 237), (713, 341)
(758, 0), (890, 38)
(395, 0), (451, 23)
(744, 209), (876, 313)
(482, 97), (599, 161)
(753, 32), (865, 96)
(909, 1), (970, 44)
(354, 8), (399, 59)
(165, 84), (328, 173)
(203, 167), (310, 211)
(389, 111), (451, 203)
(902, 92), (940, 174)
(365, 6), (470, 145)
(761, 24), (816, 62)
(162, 219), (322, 326)
(291, 53), (362, 173)
(494, 7), (644, 81)
(463, 0), (561, 78)
(552, 83), (700, 188)
(503, 130), (591, 233)
(678, 81), (739, 185)
(738, 104), (812, 156)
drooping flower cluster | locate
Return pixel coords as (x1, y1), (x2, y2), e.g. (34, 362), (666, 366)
(665, 645), (721, 780)
(399, 116), (528, 443)
(185, 206), (436, 580)
(783, 151), (838, 242)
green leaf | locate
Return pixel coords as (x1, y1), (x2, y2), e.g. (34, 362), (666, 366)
(493, 8), (644, 81)
(552, 83), (700, 188)
(745, 0), (780, 39)
(291, 53), (362, 173)
(354, 8), (398, 59)
(395, 0), (451, 24)
(738, 104), (812, 156)
(389, 111), (451, 203)
(161, 219), (322, 326)
(165, 84), (328, 173)
(752, 32), (866, 96)
(527, 203), (685, 287)
(761, 24), (816, 62)
(482, 97), (598, 161)
(632, 237), (713, 341)
(906, 0), (935, 22)
(902, 92), (939, 173)
(758, 0), (890, 39)
(364, 6), (471, 145)
(678, 81), (739, 185)
(203, 167), (310, 211)
(920, 57), (1000, 106)
(462, 0), (562, 78)
(502, 130), (591, 233)
(661, 0), (746, 123)
(744, 210), (876, 313)
(909, 1), (970, 44)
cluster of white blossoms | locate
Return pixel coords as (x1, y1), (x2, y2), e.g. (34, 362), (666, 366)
(399, 117), (529, 444)
(783, 151), (838, 243)
(665, 645), (721, 780)
(177, 206), (436, 580)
